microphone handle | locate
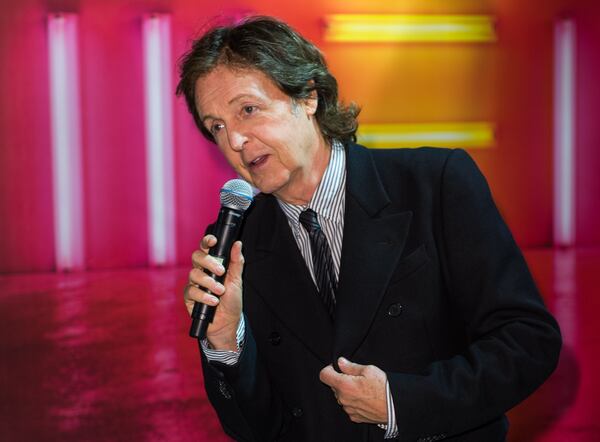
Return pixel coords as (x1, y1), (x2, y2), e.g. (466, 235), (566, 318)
(190, 207), (245, 340)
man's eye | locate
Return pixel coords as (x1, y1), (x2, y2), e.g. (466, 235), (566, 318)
(211, 123), (225, 135)
(242, 105), (256, 115)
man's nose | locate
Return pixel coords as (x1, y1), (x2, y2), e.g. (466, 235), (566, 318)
(227, 126), (248, 152)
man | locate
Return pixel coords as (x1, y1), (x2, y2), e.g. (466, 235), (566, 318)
(178, 16), (561, 442)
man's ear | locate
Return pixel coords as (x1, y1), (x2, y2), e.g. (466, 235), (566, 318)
(302, 80), (318, 116)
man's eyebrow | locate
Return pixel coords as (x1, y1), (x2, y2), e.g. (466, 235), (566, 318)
(228, 93), (256, 105)
(200, 94), (259, 123)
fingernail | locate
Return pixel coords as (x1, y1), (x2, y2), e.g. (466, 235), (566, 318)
(209, 295), (219, 304)
(338, 357), (347, 364)
(216, 283), (225, 293)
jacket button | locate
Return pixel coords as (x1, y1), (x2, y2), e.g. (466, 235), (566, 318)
(291, 407), (303, 418)
(268, 331), (281, 346)
(387, 303), (403, 317)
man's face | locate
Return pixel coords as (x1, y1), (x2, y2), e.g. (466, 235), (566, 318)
(194, 65), (326, 203)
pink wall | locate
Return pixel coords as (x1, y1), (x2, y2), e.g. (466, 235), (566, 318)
(1, 0), (599, 273)
(0, 0), (236, 272)
(574, 6), (600, 245)
(0, 1), (55, 272)
(79, 3), (148, 269)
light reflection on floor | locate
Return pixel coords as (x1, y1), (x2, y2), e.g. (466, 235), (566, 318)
(0, 249), (598, 441)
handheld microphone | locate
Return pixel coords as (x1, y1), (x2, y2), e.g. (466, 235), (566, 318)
(190, 179), (253, 340)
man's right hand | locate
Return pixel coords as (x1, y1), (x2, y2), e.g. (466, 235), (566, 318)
(184, 234), (244, 351)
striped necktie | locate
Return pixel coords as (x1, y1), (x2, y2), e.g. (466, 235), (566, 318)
(299, 209), (337, 317)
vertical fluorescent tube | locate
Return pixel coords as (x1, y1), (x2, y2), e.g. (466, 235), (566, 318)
(554, 19), (576, 247)
(48, 14), (85, 271)
(143, 15), (176, 265)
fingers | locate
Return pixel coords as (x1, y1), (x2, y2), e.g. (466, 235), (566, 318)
(330, 387), (368, 423)
(184, 261), (227, 317)
(321, 359), (388, 424)
(200, 234), (217, 253)
(191, 249), (225, 276)
(185, 237), (243, 318)
(320, 358), (367, 388)
(184, 283), (219, 308)
(319, 364), (342, 388)
(193, 235), (224, 274)
(189, 268), (225, 296)
(338, 357), (367, 377)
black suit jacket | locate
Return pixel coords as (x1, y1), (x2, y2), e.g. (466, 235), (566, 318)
(199, 144), (561, 442)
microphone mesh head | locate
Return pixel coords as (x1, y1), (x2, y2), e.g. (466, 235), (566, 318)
(220, 179), (253, 211)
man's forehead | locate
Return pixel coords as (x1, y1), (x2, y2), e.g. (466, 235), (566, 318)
(195, 66), (280, 116)
(197, 66), (270, 94)
(197, 67), (257, 96)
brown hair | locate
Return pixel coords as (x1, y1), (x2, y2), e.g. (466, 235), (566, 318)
(176, 16), (359, 144)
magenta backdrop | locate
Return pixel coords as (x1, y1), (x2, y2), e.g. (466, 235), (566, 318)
(1, 0), (599, 273)
(0, 1), (236, 272)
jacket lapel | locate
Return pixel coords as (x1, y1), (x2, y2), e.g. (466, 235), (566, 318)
(333, 144), (412, 362)
(243, 196), (334, 365)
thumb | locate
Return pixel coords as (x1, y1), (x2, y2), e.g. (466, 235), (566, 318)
(227, 241), (245, 285)
(338, 357), (366, 377)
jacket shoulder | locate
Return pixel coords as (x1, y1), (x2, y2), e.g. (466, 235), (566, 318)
(363, 144), (454, 171)
(348, 142), (464, 184)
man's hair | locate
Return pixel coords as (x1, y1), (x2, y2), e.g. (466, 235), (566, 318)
(176, 16), (360, 144)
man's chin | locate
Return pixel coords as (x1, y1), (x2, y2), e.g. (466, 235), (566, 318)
(251, 181), (279, 196)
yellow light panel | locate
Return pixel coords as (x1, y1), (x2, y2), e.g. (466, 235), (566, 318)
(325, 15), (496, 43)
(357, 122), (495, 149)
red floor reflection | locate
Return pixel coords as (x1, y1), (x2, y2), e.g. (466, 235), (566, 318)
(0, 248), (598, 441)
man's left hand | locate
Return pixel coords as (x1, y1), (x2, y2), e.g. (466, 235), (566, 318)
(319, 357), (388, 424)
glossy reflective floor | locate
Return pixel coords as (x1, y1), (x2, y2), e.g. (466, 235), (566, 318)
(1, 249), (598, 441)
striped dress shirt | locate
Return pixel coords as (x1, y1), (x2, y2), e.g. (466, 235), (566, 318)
(202, 140), (398, 438)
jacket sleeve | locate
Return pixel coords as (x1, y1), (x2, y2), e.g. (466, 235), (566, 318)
(200, 315), (290, 441)
(387, 148), (562, 441)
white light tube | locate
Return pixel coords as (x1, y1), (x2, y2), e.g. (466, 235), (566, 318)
(48, 14), (85, 271)
(553, 19), (576, 247)
(143, 14), (176, 265)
